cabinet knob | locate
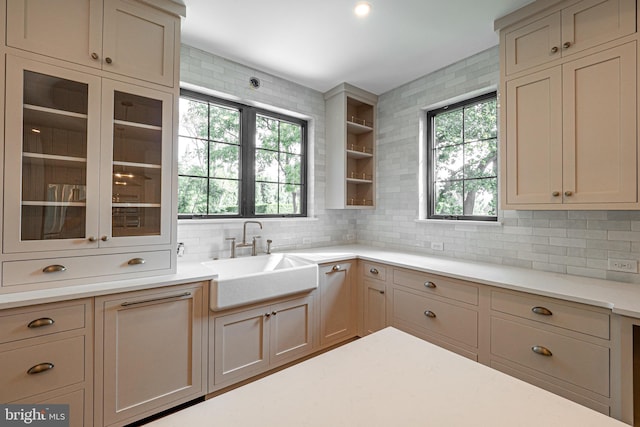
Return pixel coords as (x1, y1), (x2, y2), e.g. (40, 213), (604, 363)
(42, 264), (66, 273)
(91, 52), (99, 60)
(552, 191), (560, 197)
(332, 265), (341, 272)
(424, 310), (437, 318)
(28, 318), (55, 328)
(379, 290), (385, 295)
(564, 190), (573, 197)
(272, 311), (277, 316)
(369, 268), (379, 275)
(563, 41), (572, 49)
(88, 236), (97, 242)
(265, 313), (271, 318)
(531, 345), (553, 357)
(424, 281), (437, 289)
(27, 362), (54, 375)
(550, 46), (558, 54)
(105, 57), (113, 64)
(531, 306), (553, 316)
(101, 235), (110, 241)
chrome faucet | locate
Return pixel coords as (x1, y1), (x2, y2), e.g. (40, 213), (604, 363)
(236, 221), (263, 256)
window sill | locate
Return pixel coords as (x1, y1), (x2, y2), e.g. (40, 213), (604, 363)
(178, 217), (318, 225)
(415, 218), (503, 227)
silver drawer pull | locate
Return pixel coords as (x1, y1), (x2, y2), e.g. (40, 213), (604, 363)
(531, 345), (553, 357)
(424, 281), (436, 289)
(531, 306), (552, 316)
(424, 310), (436, 318)
(369, 268), (379, 275)
(27, 362), (54, 375)
(27, 318), (55, 329)
(121, 292), (191, 307)
(42, 264), (66, 273)
(127, 258), (146, 266)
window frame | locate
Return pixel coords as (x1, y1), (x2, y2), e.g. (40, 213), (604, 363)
(426, 91), (498, 221)
(178, 89), (308, 219)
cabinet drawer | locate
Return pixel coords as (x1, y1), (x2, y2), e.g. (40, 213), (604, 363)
(491, 317), (609, 396)
(491, 290), (609, 339)
(393, 269), (478, 305)
(3, 251), (171, 286)
(363, 262), (386, 282)
(0, 303), (86, 344)
(392, 288), (477, 348)
(0, 336), (85, 402)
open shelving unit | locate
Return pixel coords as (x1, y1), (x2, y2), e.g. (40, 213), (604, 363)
(324, 83), (378, 209)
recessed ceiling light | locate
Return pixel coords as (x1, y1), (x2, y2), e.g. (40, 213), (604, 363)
(354, 2), (371, 17)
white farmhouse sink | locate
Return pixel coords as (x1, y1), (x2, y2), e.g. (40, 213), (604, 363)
(203, 254), (319, 311)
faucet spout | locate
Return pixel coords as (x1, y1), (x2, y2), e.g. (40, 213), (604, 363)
(242, 221), (263, 245)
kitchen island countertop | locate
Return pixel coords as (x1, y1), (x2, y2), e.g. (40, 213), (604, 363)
(144, 327), (626, 427)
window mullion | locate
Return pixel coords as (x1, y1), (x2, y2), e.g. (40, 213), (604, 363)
(242, 108), (257, 216)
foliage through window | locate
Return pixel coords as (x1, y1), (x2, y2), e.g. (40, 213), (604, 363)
(427, 92), (497, 220)
(178, 90), (307, 218)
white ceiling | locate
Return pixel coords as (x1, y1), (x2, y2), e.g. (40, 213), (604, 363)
(181, 0), (534, 95)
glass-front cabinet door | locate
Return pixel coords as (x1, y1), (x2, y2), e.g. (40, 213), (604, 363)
(3, 56), (101, 253)
(99, 80), (172, 247)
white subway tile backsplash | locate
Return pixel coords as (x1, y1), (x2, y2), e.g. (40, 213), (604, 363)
(179, 44), (640, 284)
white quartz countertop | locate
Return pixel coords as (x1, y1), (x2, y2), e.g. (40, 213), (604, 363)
(144, 327), (626, 427)
(3, 244), (640, 317)
(289, 244), (640, 318)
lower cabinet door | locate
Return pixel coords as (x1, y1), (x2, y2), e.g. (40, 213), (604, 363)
(319, 262), (356, 347)
(95, 283), (205, 427)
(212, 294), (315, 389)
(213, 305), (270, 387)
(363, 279), (386, 335)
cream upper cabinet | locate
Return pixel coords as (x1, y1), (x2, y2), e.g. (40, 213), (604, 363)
(499, 0), (638, 210)
(3, 55), (173, 254)
(6, 0), (177, 87)
(504, 0), (636, 75)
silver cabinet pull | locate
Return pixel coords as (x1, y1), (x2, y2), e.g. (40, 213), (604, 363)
(424, 281), (436, 289)
(28, 318), (55, 328)
(27, 362), (54, 375)
(550, 46), (558, 54)
(271, 311), (277, 316)
(531, 306), (552, 316)
(105, 57), (113, 64)
(42, 265), (66, 273)
(91, 52), (99, 60)
(326, 265), (343, 274)
(265, 312), (271, 318)
(127, 258), (146, 266)
(532, 345), (553, 357)
(424, 310), (436, 318)
(121, 292), (191, 307)
(369, 268), (379, 275)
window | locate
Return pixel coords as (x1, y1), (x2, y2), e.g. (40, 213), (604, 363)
(426, 92), (497, 221)
(177, 90), (307, 218)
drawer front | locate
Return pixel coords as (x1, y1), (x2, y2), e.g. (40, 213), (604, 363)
(491, 290), (610, 339)
(0, 336), (85, 402)
(3, 251), (171, 286)
(392, 288), (478, 347)
(363, 262), (387, 282)
(491, 317), (609, 396)
(0, 303), (86, 344)
(393, 269), (478, 305)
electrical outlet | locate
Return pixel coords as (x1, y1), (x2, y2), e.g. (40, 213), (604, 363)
(430, 242), (444, 251)
(608, 258), (638, 273)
